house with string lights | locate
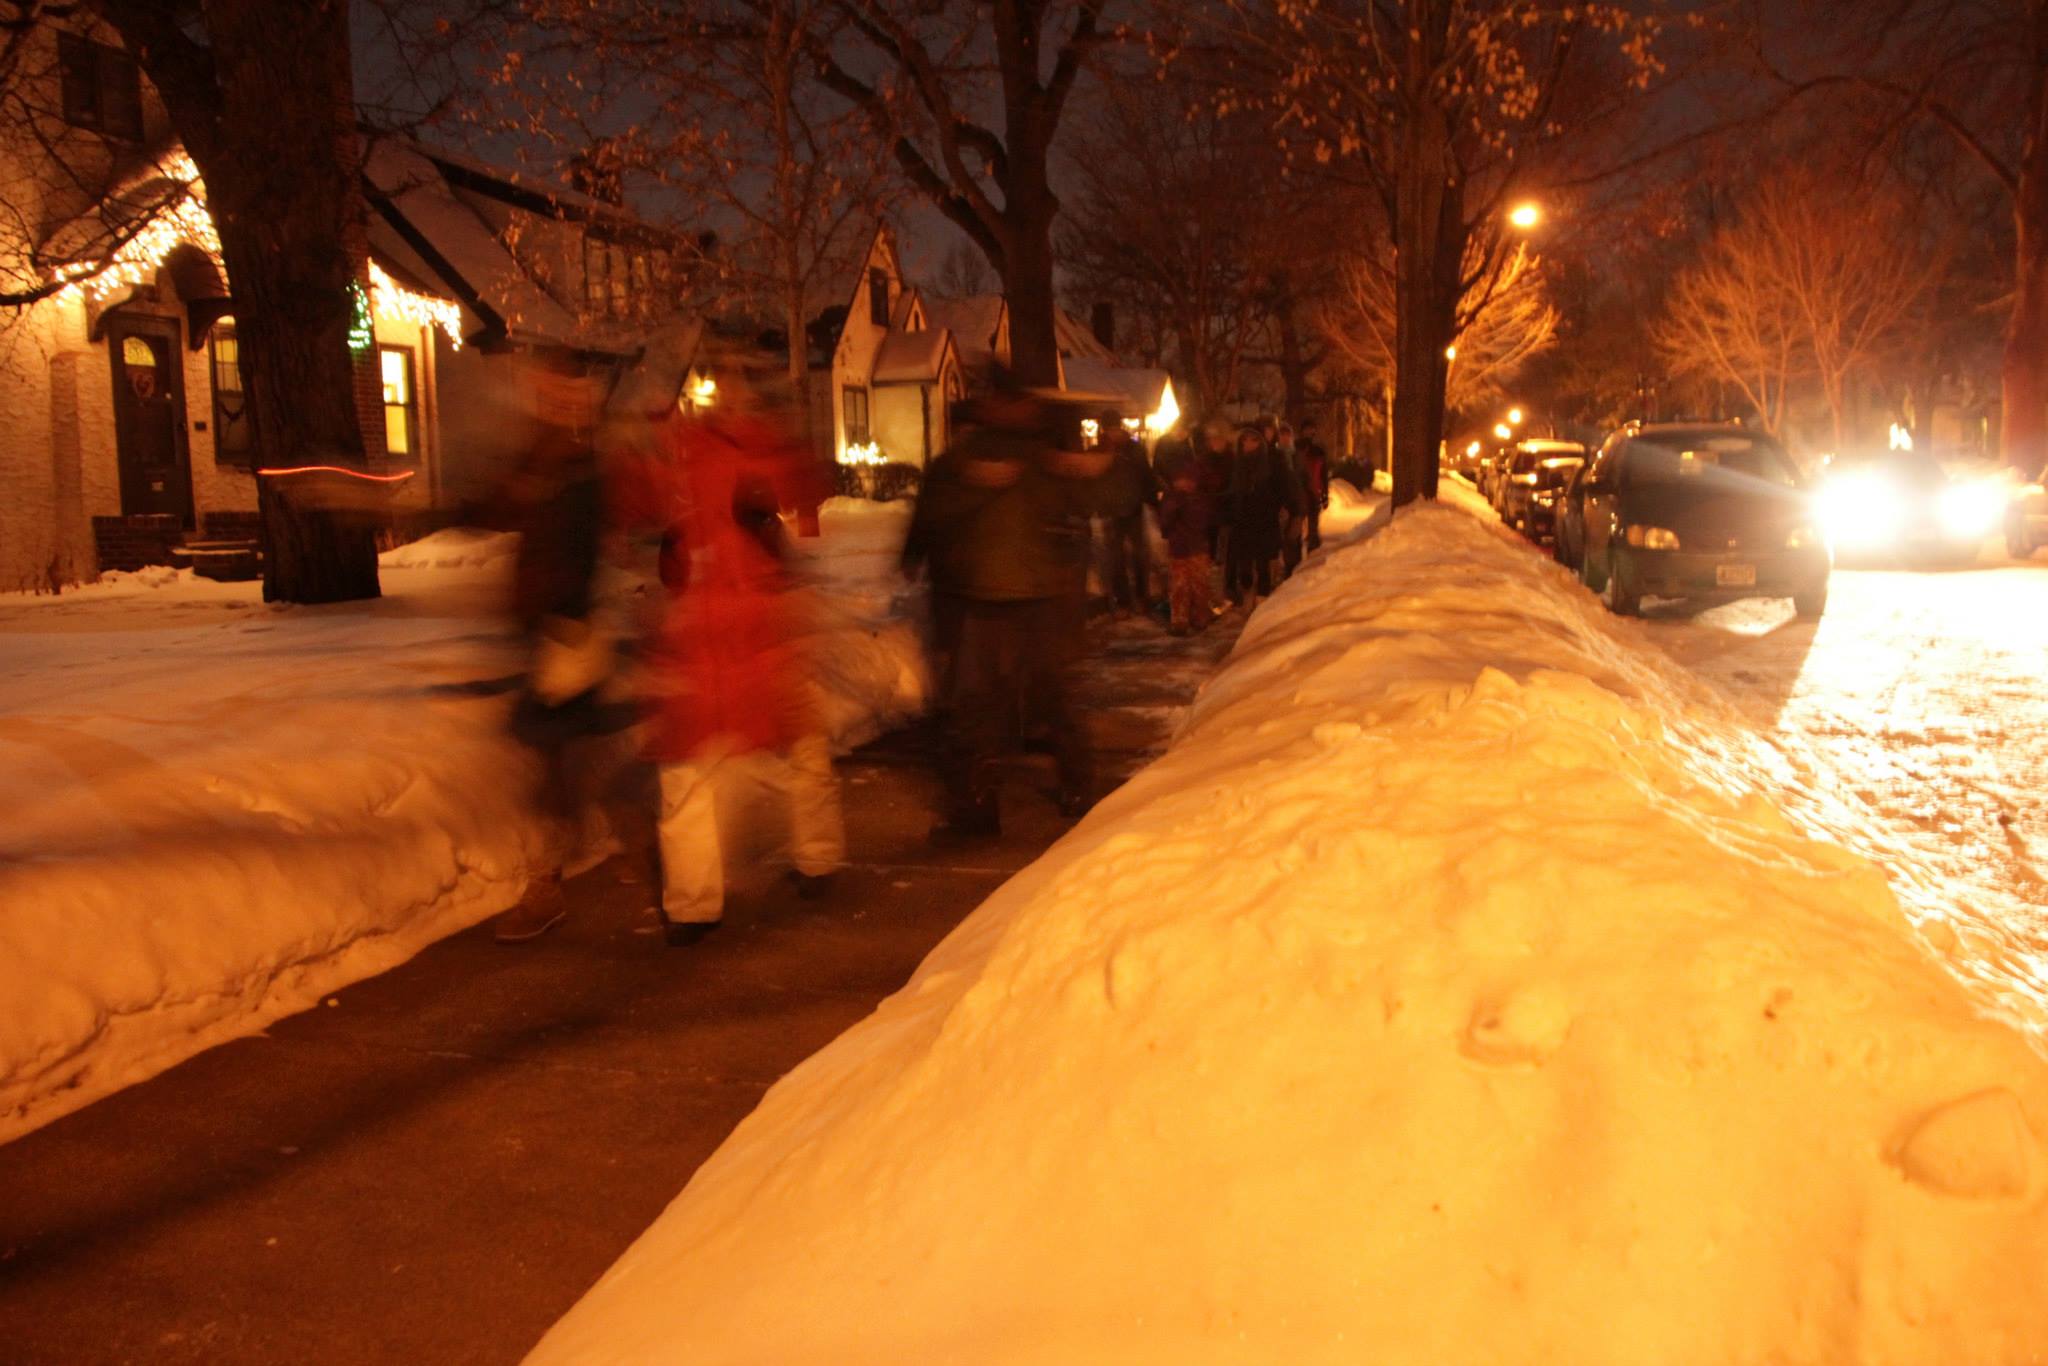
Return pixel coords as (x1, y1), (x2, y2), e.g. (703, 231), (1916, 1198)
(818, 225), (1180, 491)
(0, 14), (696, 591)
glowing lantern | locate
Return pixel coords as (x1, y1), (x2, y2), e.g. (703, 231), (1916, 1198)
(840, 440), (885, 466)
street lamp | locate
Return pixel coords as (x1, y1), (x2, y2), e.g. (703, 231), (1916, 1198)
(1493, 422), (1513, 441)
(1507, 407), (1524, 426)
(1508, 201), (1543, 231)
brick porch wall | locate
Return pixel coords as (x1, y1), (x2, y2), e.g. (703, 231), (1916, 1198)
(91, 514), (183, 572)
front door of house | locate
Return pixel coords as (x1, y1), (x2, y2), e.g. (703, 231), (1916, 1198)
(108, 316), (194, 527)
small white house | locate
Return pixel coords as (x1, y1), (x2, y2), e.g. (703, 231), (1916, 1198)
(825, 227), (965, 469)
(818, 226), (1177, 474)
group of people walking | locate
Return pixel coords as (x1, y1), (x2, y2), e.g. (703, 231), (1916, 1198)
(488, 350), (1335, 945)
(1149, 414), (1332, 631)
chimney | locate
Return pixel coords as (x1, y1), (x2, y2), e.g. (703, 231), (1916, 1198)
(1090, 301), (1115, 352)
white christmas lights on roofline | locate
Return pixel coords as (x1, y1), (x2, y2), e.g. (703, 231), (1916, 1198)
(51, 153), (464, 351)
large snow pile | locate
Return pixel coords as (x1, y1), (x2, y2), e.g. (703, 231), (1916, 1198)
(528, 504), (2048, 1364)
(0, 517), (926, 1142)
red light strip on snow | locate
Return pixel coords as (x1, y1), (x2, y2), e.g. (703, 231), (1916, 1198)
(257, 465), (417, 483)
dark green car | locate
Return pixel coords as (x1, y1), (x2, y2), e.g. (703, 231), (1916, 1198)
(1554, 423), (1831, 618)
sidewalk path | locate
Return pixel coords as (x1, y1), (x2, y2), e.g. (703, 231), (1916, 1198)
(0, 611), (1239, 1366)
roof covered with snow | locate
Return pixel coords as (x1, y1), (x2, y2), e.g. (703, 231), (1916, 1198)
(870, 327), (952, 384)
(1061, 358), (1170, 416)
(923, 294), (1005, 363)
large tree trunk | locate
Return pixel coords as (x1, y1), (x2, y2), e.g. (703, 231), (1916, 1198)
(2004, 101), (2048, 477)
(1389, 14), (1457, 510)
(202, 0), (380, 603)
(1003, 187), (1063, 388)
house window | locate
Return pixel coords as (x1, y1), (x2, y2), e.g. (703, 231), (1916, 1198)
(583, 233), (611, 315)
(58, 33), (142, 141)
(210, 322), (254, 466)
(380, 346), (419, 459)
(630, 252), (651, 317)
(843, 386), (870, 445)
(868, 268), (889, 327)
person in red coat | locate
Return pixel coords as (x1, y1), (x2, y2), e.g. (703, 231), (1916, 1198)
(614, 377), (843, 943)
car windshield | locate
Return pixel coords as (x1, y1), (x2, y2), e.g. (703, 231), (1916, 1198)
(1622, 434), (1800, 490)
(1536, 457), (1582, 488)
(1514, 445), (1582, 474)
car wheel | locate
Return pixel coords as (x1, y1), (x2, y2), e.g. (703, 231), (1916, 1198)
(1793, 581), (1828, 619)
(1606, 555), (1641, 616)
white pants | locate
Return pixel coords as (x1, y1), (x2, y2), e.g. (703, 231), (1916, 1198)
(657, 735), (845, 924)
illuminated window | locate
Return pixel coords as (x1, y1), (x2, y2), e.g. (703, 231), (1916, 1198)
(843, 386), (870, 445)
(379, 346), (417, 458)
(582, 233), (610, 314)
(868, 268), (889, 327)
(210, 321), (253, 467)
(58, 33), (142, 141)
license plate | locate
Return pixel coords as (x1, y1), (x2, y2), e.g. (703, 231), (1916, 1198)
(1715, 563), (1756, 587)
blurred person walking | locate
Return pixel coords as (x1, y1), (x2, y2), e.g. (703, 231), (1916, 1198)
(1296, 417), (1331, 552)
(1093, 410), (1161, 618)
(1157, 457), (1216, 636)
(615, 368), (844, 945)
(491, 351), (626, 944)
(912, 381), (1112, 841)
(1223, 425), (1286, 608)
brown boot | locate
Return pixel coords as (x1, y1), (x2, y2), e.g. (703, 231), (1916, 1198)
(492, 877), (566, 944)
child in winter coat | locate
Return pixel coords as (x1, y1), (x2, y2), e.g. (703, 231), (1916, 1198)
(1156, 462), (1216, 635)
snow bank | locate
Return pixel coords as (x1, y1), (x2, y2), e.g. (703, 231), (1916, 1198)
(0, 518), (927, 1143)
(528, 504), (2048, 1364)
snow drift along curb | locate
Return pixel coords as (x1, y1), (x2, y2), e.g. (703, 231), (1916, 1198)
(528, 503), (2048, 1365)
(1, 513), (928, 1144)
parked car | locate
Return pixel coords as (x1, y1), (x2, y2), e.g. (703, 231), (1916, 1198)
(1498, 440), (1587, 539)
(1554, 423), (1830, 617)
(2008, 472), (2048, 559)
(1815, 450), (2010, 565)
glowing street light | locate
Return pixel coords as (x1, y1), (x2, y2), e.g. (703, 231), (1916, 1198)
(1507, 407), (1525, 425)
(1444, 343), (1458, 361)
(1508, 201), (1543, 231)
(1493, 422), (1513, 441)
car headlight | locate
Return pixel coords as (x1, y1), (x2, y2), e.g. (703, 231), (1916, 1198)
(1936, 480), (2007, 540)
(1818, 472), (1904, 548)
(1624, 524), (1681, 550)
(1785, 523), (1822, 550)
(1513, 473), (1539, 486)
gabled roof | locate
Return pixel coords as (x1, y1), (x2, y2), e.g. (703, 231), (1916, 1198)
(872, 326), (954, 384)
(1063, 358), (1171, 416)
(1055, 306), (1115, 362)
(924, 294), (1006, 364)
(363, 137), (675, 355)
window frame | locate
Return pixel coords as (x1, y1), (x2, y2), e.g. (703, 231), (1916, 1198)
(378, 344), (420, 462)
(57, 33), (143, 141)
(843, 385), (871, 445)
(209, 321), (254, 468)
(867, 268), (890, 327)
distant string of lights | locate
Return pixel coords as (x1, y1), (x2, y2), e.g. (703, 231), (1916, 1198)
(51, 153), (465, 350)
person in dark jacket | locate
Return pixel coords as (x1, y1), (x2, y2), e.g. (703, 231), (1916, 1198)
(913, 387), (1113, 840)
(1296, 418), (1332, 551)
(1093, 410), (1161, 616)
(1157, 459), (1215, 635)
(1224, 425), (1288, 607)
(492, 353), (619, 944)
(1276, 421), (1310, 578)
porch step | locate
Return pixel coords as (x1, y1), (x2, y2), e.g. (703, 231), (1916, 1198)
(170, 537), (264, 582)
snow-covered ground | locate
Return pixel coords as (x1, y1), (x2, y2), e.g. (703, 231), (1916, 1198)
(527, 499), (2048, 1364)
(0, 499), (926, 1143)
(1642, 565), (2048, 1033)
